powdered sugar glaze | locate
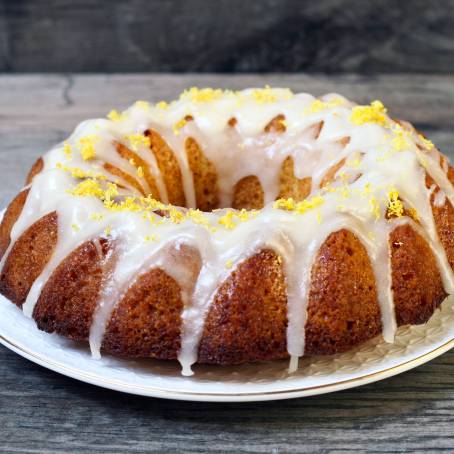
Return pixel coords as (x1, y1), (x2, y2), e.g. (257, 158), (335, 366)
(2, 87), (453, 376)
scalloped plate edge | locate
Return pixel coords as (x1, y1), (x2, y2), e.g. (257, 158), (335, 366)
(1, 328), (453, 402)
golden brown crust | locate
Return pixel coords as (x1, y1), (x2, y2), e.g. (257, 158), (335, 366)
(103, 244), (201, 358)
(116, 143), (162, 201)
(198, 249), (288, 364)
(26, 158), (44, 184)
(103, 162), (147, 196)
(232, 175), (264, 210)
(185, 137), (219, 211)
(33, 238), (112, 339)
(1, 141), (454, 366)
(145, 129), (186, 206)
(0, 189), (29, 260)
(391, 225), (446, 326)
(320, 158), (346, 188)
(304, 229), (382, 355)
(429, 169), (454, 270)
(102, 268), (183, 359)
(265, 115), (286, 133)
(278, 156), (312, 201)
(0, 212), (58, 307)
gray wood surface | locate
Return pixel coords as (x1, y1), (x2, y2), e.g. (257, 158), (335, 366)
(2, 0), (454, 73)
(0, 74), (454, 453)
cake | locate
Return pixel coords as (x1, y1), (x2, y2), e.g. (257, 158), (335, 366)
(1, 87), (453, 376)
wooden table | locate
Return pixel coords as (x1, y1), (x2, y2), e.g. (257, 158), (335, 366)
(1, 74), (453, 453)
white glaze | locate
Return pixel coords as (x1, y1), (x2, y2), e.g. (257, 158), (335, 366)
(2, 87), (453, 376)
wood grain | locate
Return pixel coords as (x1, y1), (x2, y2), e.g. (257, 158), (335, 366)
(0, 74), (453, 453)
(1, 0), (454, 73)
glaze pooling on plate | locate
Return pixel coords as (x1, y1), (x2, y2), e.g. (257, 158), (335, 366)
(0, 87), (452, 376)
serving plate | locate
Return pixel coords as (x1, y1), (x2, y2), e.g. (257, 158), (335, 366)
(1, 210), (454, 401)
(1, 283), (454, 402)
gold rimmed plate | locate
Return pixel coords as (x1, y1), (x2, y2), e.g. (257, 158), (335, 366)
(1, 293), (454, 401)
(1, 211), (454, 401)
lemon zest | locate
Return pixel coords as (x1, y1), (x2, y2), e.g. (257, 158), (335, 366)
(127, 134), (151, 151)
(387, 190), (404, 218)
(78, 135), (99, 161)
(350, 100), (388, 126)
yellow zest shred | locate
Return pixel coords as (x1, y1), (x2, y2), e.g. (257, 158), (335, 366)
(237, 209), (250, 221)
(155, 101), (169, 110)
(252, 86), (278, 103)
(67, 179), (105, 198)
(135, 100), (150, 110)
(216, 208), (257, 230)
(137, 166), (144, 178)
(107, 109), (125, 122)
(307, 99), (326, 113)
(273, 198), (295, 211)
(180, 87), (225, 103)
(68, 178), (261, 232)
(173, 118), (187, 136)
(225, 259), (233, 269)
(387, 190), (404, 218)
(63, 141), (72, 159)
(218, 211), (236, 229)
(56, 162), (107, 180)
(418, 134), (435, 150)
(78, 135), (99, 161)
(187, 209), (211, 227)
(392, 131), (409, 151)
(127, 134), (151, 150)
(295, 196), (325, 214)
(390, 125), (411, 151)
(350, 100), (388, 126)
(273, 195), (325, 215)
(306, 97), (344, 114)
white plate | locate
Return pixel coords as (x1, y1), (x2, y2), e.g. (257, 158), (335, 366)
(1, 208), (454, 402)
(1, 287), (454, 402)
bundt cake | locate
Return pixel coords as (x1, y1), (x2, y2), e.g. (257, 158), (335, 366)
(1, 87), (453, 376)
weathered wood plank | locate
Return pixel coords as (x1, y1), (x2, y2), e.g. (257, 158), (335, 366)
(2, 0), (454, 73)
(0, 73), (453, 453)
(0, 345), (453, 453)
